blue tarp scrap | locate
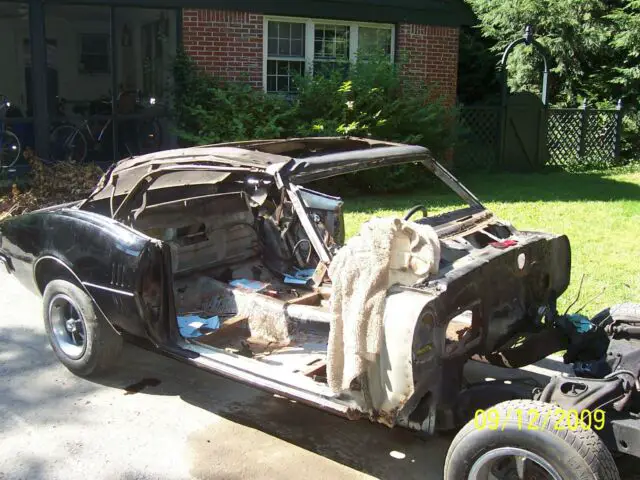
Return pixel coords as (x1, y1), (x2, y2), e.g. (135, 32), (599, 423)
(284, 268), (316, 285)
(178, 314), (221, 338)
(567, 313), (594, 334)
(229, 279), (270, 291)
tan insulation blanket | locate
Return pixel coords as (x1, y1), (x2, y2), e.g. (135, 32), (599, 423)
(327, 217), (441, 393)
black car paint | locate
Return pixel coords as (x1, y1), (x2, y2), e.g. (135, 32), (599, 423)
(401, 232), (571, 429)
(0, 207), (162, 341)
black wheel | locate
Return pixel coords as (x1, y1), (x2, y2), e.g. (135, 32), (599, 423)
(43, 280), (122, 376)
(49, 124), (88, 162)
(444, 399), (619, 480)
(0, 130), (21, 168)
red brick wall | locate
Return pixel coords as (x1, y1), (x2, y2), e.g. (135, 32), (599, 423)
(396, 24), (460, 107)
(181, 10), (460, 107)
(182, 9), (263, 87)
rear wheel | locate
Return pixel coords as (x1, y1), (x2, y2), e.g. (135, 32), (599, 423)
(43, 280), (122, 376)
(444, 399), (619, 480)
(0, 130), (21, 168)
(50, 124), (88, 163)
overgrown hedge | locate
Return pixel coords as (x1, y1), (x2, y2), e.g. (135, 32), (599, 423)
(172, 52), (456, 193)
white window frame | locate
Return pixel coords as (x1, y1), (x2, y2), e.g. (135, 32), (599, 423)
(263, 16), (396, 93)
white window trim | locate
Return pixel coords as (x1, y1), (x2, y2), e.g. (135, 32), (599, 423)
(262, 15), (396, 93)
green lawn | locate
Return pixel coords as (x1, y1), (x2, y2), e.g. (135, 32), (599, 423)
(343, 165), (640, 317)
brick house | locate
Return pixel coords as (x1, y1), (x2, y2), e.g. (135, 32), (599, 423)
(0, 0), (472, 165)
(181, 1), (474, 106)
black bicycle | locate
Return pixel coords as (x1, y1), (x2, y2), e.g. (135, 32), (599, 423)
(49, 92), (162, 163)
(0, 94), (21, 169)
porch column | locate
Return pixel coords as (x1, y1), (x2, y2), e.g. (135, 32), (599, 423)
(28, 0), (49, 159)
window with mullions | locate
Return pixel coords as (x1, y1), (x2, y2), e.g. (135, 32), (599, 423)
(358, 27), (393, 58)
(266, 21), (306, 93)
(313, 23), (350, 75)
(264, 19), (394, 94)
(79, 33), (111, 75)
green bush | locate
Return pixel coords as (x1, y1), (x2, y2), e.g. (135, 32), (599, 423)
(171, 51), (456, 193)
(294, 55), (454, 147)
(172, 52), (292, 145)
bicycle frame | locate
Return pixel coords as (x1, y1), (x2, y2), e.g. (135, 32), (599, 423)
(77, 116), (112, 148)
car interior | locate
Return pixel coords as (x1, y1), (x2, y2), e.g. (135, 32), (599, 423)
(128, 173), (341, 386)
(79, 145), (514, 390)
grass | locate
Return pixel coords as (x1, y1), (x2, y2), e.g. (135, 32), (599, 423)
(342, 165), (640, 317)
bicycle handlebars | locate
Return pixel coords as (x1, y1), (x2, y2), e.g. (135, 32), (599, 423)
(0, 95), (10, 110)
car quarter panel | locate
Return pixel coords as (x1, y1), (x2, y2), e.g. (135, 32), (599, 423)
(0, 208), (155, 338)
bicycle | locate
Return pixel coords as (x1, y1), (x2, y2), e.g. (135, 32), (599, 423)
(49, 92), (162, 163)
(0, 94), (21, 169)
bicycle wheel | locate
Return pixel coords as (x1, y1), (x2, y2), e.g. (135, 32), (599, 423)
(137, 118), (162, 153)
(50, 124), (88, 163)
(0, 130), (21, 168)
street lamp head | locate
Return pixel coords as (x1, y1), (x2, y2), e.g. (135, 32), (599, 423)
(524, 24), (534, 45)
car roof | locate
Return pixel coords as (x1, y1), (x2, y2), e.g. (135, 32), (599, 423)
(86, 137), (432, 202)
(112, 137), (425, 170)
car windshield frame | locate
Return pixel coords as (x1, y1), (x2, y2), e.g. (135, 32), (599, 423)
(278, 156), (486, 264)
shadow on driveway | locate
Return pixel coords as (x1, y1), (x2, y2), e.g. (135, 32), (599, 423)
(94, 344), (452, 480)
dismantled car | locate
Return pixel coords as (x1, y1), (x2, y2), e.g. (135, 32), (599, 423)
(1, 137), (638, 480)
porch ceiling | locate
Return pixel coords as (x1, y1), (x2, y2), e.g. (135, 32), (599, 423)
(42, 0), (475, 26)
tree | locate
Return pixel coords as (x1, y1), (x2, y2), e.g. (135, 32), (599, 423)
(464, 0), (640, 154)
(608, 1), (640, 101)
(465, 0), (620, 105)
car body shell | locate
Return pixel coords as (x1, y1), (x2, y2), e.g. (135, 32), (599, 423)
(0, 137), (572, 431)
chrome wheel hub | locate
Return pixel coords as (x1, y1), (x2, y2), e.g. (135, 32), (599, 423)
(468, 447), (563, 480)
(49, 294), (87, 360)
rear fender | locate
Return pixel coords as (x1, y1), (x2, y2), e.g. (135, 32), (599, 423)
(33, 255), (121, 334)
(28, 209), (163, 341)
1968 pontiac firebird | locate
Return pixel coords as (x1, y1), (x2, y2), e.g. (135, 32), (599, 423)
(1, 137), (638, 479)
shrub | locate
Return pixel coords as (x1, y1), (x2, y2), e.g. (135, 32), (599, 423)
(172, 52), (292, 145)
(171, 51), (456, 193)
(294, 55), (453, 148)
(291, 55), (456, 192)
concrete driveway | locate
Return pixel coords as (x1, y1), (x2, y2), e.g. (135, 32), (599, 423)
(1, 271), (638, 479)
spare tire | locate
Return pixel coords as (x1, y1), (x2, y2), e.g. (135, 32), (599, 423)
(444, 399), (619, 480)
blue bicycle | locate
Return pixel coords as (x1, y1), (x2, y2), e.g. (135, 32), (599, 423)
(0, 95), (21, 169)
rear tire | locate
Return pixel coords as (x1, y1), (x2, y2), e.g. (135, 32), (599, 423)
(43, 279), (122, 376)
(0, 130), (21, 168)
(49, 124), (88, 163)
(444, 399), (619, 480)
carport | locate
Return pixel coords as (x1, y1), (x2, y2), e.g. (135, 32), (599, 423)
(0, 0), (179, 167)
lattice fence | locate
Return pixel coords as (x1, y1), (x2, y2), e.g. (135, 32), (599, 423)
(454, 106), (501, 170)
(455, 104), (622, 171)
(548, 108), (621, 167)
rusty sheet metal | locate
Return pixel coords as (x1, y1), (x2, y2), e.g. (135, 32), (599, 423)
(365, 287), (436, 424)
